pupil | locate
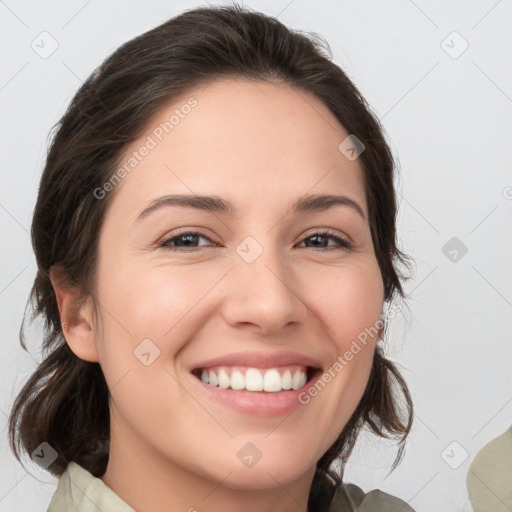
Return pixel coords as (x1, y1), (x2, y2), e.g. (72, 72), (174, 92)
(309, 235), (325, 247)
(178, 234), (196, 246)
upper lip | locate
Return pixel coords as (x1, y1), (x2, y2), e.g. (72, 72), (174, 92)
(190, 350), (323, 371)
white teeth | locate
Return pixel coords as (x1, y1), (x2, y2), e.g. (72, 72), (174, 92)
(292, 371), (307, 390)
(218, 368), (230, 389)
(263, 369), (282, 392)
(281, 370), (292, 390)
(230, 370), (245, 390)
(292, 370), (302, 390)
(245, 368), (263, 391)
(197, 366), (309, 392)
(208, 370), (218, 386)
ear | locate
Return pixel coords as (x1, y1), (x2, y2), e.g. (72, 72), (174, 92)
(50, 265), (99, 363)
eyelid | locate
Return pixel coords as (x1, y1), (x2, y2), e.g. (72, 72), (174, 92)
(298, 229), (353, 250)
(301, 227), (352, 243)
(155, 229), (216, 249)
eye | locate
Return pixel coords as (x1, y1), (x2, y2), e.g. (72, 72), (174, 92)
(157, 231), (216, 250)
(156, 230), (353, 252)
(297, 230), (353, 251)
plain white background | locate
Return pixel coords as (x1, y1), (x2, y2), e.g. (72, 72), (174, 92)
(1, 1), (511, 510)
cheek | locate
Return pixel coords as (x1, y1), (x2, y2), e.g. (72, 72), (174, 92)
(91, 262), (199, 428)
(95, 249), (383, 367)
(303, 260), (383, 410)
(313, 259), (384, 347)
(93, 257), (222, 364)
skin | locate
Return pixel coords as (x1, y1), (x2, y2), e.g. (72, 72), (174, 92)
(51, 78), (384, 512)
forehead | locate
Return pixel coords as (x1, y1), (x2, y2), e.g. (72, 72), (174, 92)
(106, 77), (367, 221)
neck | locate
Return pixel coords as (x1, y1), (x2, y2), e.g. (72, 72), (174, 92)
(100, 420), (318, 512)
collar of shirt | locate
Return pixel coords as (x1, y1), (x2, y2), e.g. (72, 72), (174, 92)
(46, 461), (415, 512)
(47, 461), (135, 512)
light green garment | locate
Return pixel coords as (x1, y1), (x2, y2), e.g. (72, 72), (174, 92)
(328, 482), (416, 511)
(466, 425), (512, 512)
(47, 461), (415, 511)
(47, 462), (135, 512)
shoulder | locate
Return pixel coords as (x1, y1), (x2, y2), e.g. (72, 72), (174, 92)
(466, 425), (512, 511)
(46, 461), (135, 512)
(328, 482), (416, 512)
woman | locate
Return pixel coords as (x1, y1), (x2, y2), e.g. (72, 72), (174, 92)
(9, 4), (415, 511)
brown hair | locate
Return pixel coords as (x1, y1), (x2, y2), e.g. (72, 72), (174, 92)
(8, 3), (413, 507)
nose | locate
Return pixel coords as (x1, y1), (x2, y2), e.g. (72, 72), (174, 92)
(220, 244), (308, 337)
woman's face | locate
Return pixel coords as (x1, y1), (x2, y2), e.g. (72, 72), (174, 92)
(87, 78), (384, 488)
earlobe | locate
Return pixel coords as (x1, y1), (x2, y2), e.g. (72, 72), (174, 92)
(50, 266), (99, 363)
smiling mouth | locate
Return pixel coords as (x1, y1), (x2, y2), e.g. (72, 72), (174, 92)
(191, 365), (319, 392)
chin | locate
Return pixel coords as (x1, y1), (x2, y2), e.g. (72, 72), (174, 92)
(216, 460), (313, 491)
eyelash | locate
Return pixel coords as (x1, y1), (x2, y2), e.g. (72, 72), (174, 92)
(156, 230), (353, 252)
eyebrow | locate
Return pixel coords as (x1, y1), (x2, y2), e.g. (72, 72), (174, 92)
(136, 193), (366, 222)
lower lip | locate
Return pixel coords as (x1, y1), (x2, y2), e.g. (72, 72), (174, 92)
(190, 370), (322, 416)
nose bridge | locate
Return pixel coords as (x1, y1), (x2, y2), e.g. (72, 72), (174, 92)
(221, 234), (305, 333)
